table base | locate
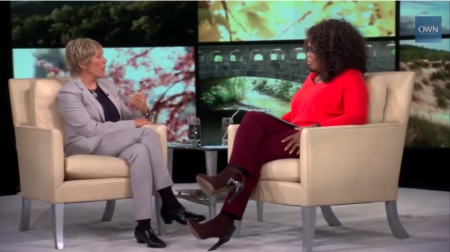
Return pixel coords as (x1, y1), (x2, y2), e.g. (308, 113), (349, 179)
(176, 189), (229, 205)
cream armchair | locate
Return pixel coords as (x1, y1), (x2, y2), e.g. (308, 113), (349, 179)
(228, 72), (415, 252)
(9, 78), (169, 249)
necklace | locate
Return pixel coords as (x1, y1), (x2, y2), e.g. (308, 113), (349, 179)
(88, 88), (97, 98)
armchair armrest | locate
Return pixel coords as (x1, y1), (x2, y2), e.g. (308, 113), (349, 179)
(227, 125), (240, 160)
(299, 122), (407, 206)
(14, 126), (65, 203)
(142, 124), (168, 164)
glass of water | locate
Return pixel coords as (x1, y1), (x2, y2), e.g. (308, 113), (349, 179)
(188, 117), (201, 147)
(221, 117), (233, 146)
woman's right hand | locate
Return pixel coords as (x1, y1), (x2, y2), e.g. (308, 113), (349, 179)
(281, 127), (306, 154)
(134, 118), (151, 128)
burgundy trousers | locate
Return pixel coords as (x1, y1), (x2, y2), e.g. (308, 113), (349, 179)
(222, 111), (299, 220)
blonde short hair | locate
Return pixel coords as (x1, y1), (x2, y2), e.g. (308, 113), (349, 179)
(65, 38), (102, 77)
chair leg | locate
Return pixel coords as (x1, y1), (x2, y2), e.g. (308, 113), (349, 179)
(52, 204), (64, 250)
(320, 206), (342, 226)
(101, 200), (116, 221)
(154, 194), (167, 236)
(19, 197), (31, 231)
(301, 206), (317, 252)
(385, 201), (409, 239)
(256, 201), (263, 222)
(233, 220), (242, 238)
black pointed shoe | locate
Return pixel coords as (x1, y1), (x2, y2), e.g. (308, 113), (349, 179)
(134, 227), (166, 248)
(161, 207), (206, 225)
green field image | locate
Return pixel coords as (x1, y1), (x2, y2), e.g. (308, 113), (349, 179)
(200, 76), (301, 117)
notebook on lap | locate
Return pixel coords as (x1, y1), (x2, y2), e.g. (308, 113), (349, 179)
(231, 110), (297, 128)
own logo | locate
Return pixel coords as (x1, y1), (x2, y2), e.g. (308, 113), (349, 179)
(417, 26), (439, 33)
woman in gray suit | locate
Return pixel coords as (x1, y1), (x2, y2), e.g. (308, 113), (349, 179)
(57, 38), (205, 248)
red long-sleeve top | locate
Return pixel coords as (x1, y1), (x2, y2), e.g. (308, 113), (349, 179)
(281, 69), (369, 127)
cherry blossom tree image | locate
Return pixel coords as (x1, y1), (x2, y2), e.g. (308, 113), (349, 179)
(13, 47), (196, 143)
(108, 47), (196, 143)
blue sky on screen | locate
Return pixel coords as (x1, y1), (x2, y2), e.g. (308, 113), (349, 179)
(400, 1), (450, 35)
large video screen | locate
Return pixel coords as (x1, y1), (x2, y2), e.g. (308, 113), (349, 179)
(400, 1), (450, 36)
(197, 41), (396, 142)
(12, 47), (196, 143)
(10, 1), (196, 48)
(400, 39), (450, 148)
(198, 1), (395, 42)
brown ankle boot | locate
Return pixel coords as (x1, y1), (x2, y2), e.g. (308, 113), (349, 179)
(187, 213), (236, 251)
(196, 166), (245, 202)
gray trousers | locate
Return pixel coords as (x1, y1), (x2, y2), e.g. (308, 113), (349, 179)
(91, 127), (173, 220)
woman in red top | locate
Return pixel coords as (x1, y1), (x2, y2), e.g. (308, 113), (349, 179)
(188, 19), (369, 250)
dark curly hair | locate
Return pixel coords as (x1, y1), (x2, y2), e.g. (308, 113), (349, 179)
(305, 19), (368, 83)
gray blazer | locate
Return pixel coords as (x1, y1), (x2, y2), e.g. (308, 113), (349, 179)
(58, 78), (142, 155)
